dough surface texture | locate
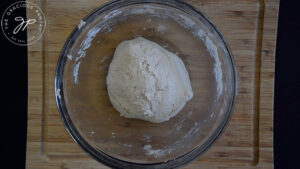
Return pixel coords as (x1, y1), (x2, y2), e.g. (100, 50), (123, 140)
(106, 37), (193, 123)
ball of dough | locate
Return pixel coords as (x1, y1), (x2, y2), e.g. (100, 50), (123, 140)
(106, 37), (193, 123)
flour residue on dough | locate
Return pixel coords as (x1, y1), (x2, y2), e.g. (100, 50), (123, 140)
(106, 37), (193, 123)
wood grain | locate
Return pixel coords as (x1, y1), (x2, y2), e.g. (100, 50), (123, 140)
(26, 0), (279, 168)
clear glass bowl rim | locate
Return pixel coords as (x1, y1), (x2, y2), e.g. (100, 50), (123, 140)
(54, 0), (238, 168)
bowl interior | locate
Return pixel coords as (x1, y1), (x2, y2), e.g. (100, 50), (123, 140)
(58, 2), (235, 164)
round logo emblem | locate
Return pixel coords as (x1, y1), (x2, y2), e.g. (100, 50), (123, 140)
(1, 1), (46, 46)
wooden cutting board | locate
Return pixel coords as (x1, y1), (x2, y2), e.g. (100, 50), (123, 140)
(26, 0), (279, 168)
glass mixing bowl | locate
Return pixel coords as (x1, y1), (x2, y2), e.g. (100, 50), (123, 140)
(55, 0), (237, 168)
